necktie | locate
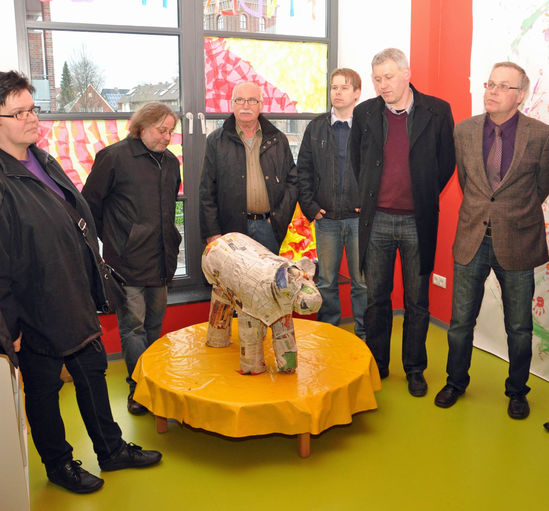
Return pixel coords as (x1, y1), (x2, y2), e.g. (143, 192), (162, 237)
(486, 125), (502, 191)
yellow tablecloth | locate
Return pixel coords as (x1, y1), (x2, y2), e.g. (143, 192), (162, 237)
(133, 318), (381, 437)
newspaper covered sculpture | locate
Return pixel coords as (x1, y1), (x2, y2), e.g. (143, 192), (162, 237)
(202, 232), (322, 374)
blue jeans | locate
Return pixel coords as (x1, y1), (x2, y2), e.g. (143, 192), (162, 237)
(447, 236), (533, 396)
(18, 339), (123, 468)
(315, 216), (368, 338)
(364, 211), (430, 376)
(116, 285), (168, 393)
(247, 218), (280, 254)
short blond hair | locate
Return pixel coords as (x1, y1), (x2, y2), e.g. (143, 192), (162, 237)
(330, 68), (361, 91)
(371, 48), (409, 70)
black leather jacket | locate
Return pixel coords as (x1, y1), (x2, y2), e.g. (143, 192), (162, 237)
(199, 114), (298, 243)
(297, 112), (360, 221)
(82, 136), (182, 286)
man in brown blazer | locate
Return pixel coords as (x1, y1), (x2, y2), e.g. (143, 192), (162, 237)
(435, 62), (549, 419)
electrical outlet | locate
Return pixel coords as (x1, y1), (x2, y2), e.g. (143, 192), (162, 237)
(432, 273), (447, 288)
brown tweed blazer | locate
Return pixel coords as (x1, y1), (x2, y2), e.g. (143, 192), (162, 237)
(453, 112), (549, 270)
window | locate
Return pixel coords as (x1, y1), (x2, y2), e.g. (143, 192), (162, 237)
(17, 0), (336, 292)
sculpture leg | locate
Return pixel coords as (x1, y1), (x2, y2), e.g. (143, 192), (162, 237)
(237, 311), (267, 374)
(206, 285), (234, 348)
(271, 315), (297, 373)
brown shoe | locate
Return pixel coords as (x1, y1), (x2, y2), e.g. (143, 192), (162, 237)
(434, 384), (463, 408)
(127, 393), (148, 415)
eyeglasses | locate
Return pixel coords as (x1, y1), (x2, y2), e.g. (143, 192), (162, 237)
(0, 106), (41, 120)
(484, 81), (521, 92)
(156, 126), (174, 136)
(233, 97), (261, 105)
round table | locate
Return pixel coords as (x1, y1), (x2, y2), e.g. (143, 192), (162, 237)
(133, 318), (381, 457)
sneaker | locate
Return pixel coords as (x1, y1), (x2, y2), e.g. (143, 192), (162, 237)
(47, 460), (104, 494)
(99, 442), (162, 472)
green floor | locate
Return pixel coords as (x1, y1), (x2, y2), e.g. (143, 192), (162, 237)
(29, 317), (549, 511)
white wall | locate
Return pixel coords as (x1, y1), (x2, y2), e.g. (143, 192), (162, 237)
(0, 1), (19, 71)
(337, 0), (411, 102)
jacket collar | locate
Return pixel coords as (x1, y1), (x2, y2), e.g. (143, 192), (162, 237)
(0, 144), (50, 177)
(363, 83), (434, 150)
(126, 136), (151, 157)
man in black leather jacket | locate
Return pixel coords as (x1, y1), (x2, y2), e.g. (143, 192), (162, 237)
(199, 81), (297, 254)
(0, 70), (161, 494)
(82, 102), (181, 415)
(297, 68), (367, 339)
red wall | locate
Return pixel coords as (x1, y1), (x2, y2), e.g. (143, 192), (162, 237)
(410, 0), (473, 323)
(100, 301), (211, 354)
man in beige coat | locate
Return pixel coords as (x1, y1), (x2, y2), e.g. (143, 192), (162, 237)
(435, 62), (549, 419)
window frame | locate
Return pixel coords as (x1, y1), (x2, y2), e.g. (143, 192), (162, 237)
(14, 0), (338, 301)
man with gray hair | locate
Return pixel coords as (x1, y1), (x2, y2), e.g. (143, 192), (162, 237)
(199, 81), (298, 254)
(435, 62), (549, 419)
(350, 48), (455, 396)
(83, 101), (182, 415)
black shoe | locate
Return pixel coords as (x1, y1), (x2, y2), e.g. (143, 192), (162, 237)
(543, 422), (549, 431)
(99, 442), (162, 472)
(508, 395), (530, 419)
(127, 392), (148, 415)
(434, 384), (463, 408)
(407, 372), (428, 397)
(47, 460), (104, 494)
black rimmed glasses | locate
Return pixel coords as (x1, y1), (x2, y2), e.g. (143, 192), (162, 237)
(233, 97), (261, 105)
(0, 106), (41, 120)
(484, 81), (521, 92)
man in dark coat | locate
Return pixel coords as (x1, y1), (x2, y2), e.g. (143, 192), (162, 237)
(199, 81), (298, 254)
(82, 102), (181, 415)
(0, 70), (161, 494)
(350, 48), (455, 397)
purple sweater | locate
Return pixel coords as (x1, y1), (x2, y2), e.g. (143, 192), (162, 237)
(377, 108), (414, 214)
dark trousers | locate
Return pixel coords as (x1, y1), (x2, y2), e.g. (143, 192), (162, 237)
(447, 236), (534, 396)
(364, 211), (430, 375)
(18, 338), (123, 470)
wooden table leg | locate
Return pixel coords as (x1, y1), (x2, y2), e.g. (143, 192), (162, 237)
(297, 433), (310, 458)
(155, 416), (168, 433)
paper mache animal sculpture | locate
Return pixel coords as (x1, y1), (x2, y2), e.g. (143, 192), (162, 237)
(201, 232), (322, 374)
